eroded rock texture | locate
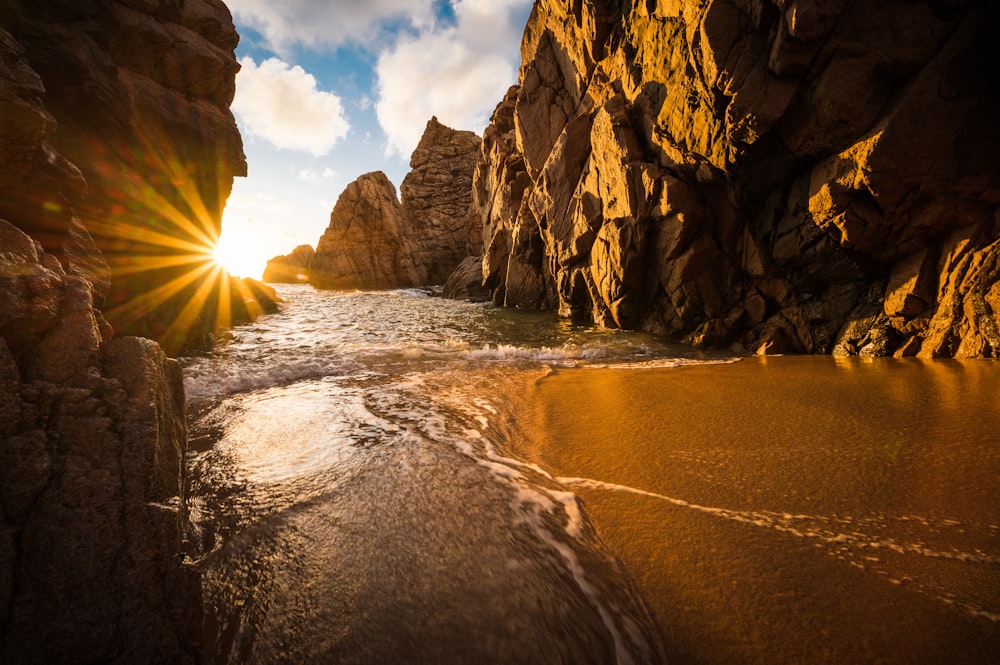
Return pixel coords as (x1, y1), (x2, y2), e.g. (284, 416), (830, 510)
(311, 118), (481, 289)
(0, 221), (195, 663)
(0, 1), (249, 660)
(471, 0), (1000, 357)
(0, 0), (251, 354)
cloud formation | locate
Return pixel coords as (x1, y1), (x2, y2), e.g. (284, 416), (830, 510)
(232, 57), (350, 156)
(226, 0), (437, 53)
(375, 0), (532, 158)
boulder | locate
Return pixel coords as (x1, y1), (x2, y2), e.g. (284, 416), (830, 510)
(311, 172), (422, 290)
(0, 221), (195, 664)
(442, 256), (491, 302)
(472, 0), (1000, 357)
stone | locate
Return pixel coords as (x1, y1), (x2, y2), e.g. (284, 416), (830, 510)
(0, 0), (257, 355)
(442, 256), (490, 302)
(470, 0), (1000, 358)
(311, 118), (481, 290)
(263, 244), (315, 283)
(0, 236), (193, 664)
(401, 117), (482, 284)
(311, 172), (422, 290)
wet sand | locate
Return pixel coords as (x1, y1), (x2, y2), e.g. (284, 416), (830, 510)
(517, 356), (1000, 665)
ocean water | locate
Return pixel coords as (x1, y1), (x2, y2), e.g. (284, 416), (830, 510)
(181, 284), (1000, 664)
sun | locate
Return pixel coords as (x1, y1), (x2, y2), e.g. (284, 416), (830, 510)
(211, 224), (270, 279)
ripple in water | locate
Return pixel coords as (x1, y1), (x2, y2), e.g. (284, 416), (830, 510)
(182, 285), (705, 664)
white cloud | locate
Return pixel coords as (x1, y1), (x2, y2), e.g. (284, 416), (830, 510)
(232, 57), (350, 156)
(227, 0), (438, 54)
(298, 167), (338, 182)
(375, 0), (532, 158)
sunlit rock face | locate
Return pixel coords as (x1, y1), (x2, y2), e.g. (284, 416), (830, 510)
(263, 244), (315, 283)
(472, 0), (1000, 358)
(0, 0), (249, 354)
(312, 117), (481, 289)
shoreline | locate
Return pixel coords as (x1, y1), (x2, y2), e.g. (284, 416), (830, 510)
(512, 356), (1000, 665)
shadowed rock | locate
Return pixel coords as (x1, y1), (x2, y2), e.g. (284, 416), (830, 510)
(263, 244), (315, 283)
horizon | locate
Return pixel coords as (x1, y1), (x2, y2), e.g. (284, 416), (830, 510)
(214, 0), (533, 279)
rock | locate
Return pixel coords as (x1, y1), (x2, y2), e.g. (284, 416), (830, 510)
(471, 0), (1000, 358)
(263, 244), (315, 283)
(0, 234), (194, 664)
(0, 1), (252, 659)
(442, 256), (490, 302)
(401, 117), (482, 283)
(311, 172), (422, 289)
(311, 118), (481, 290)
(0, 0), (256, 355)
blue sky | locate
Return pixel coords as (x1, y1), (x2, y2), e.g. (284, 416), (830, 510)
(215, 0), (534, 278)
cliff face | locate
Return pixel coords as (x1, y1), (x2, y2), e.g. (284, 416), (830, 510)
(1, 218), (195, 662)
(309, 118), (481, 289)
(470, 0), (1000, 357)
(0, 1), (250, 660)
(0, 0), (250, 354)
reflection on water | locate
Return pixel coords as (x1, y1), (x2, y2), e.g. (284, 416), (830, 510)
(183, 286), (999, 665)
(523, 357), (1000, 665)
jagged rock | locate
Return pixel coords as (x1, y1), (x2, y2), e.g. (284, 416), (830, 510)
(401, 117), (482, 283)
(442, 256), (490, 302)
(472, 0), (1000, 357)
(311, 172), (422, 289)
(312, 119), (481, 290)
(0, 0), (253, 354)
(0, 1), (251, 659)
(0, 220), (194, 664)
(263, 244), (315, 283)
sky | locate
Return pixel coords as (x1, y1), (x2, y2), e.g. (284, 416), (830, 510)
(215, 0), (534, 278)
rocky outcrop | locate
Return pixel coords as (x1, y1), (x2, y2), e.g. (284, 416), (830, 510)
(468, 0), (1000, 358)
(0, 1), (253, 660)
(0, 0), (254, 354)
(311, 118), (481, 290)
(263, 244), (315, 283)
(311, 172), (422, 289)
(401, 117), (483, 283)
(0, 221), (195, 663)
(442, 255), (491, 302)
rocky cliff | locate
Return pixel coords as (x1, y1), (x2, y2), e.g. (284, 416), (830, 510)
(0, 0), (251, 660)
(309, 117), (481, 289)
(0, 0), (257, 354)
(468, 0), (1000, 358)
(1, 221), (196, 663)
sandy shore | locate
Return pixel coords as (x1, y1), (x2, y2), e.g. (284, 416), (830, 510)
(513, 356), (1000, 665)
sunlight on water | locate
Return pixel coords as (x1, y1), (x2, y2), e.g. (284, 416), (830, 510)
(182, 285), (1000, 665)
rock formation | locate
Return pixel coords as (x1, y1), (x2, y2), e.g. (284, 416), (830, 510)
(466, 0), (1000, 358)
(400, 116), (484, 283)
(0, 219), (196, 663)
(311, 118), (481, 289)
(0, 0), (254, 661)
(0, 0), (259, 355)
(263, 244), (315, 283)
(311, 172), (423, 289)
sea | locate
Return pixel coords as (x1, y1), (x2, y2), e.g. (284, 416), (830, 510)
(180, 284), (1000, 665)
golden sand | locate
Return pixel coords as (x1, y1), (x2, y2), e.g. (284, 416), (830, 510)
(514, 356), (1000, 665)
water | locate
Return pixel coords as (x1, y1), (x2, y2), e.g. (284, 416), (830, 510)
(181, 285), (1000, 664)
